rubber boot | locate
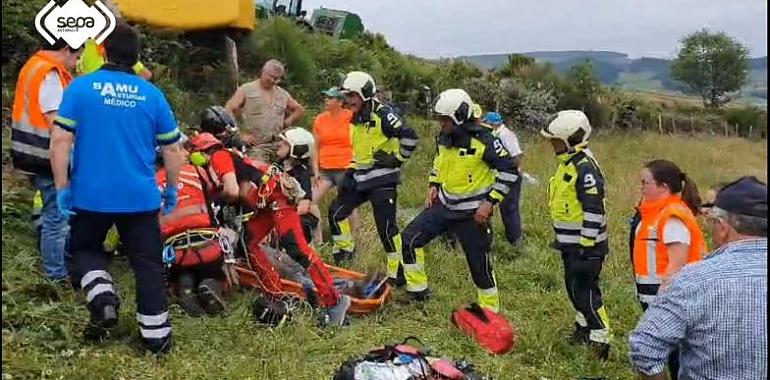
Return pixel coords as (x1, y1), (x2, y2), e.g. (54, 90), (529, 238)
(178, 273), (205, 317)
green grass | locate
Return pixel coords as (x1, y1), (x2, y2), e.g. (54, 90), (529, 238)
(2, 124), (768, 379)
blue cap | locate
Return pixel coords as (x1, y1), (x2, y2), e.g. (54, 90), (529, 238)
(716, 176), (767, 218)
(483, 112), (503, 125)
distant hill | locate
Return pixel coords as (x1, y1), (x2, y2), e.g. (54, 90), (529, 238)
(457, 51), (768, 105)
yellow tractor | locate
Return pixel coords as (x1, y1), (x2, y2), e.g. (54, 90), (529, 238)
(111, 0), (256, 88)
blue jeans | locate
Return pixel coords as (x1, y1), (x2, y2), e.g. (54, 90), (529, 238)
(31, 175), (69, 280)
(500, 178), (522, 244)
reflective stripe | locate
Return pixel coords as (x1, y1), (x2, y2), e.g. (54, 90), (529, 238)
(399, 148), (412, 158)
(54, 115), (76, 128)
(584, 212), (604, 223)
(589, 328), (610, 344)
(492, 183), (510, 194)
(156, 128), (180, 142)
(576, 312), (588, 327)
(179, 170), (199, 177)
(404, 262), (428, 292)
(401, 138), (418, 147)
(81, 270), (113, 288)
(582, 228), (600, 238)
(160, 204), (208, 224)
(559, 231), (607, 244)
(636, 276), (661, 285)
(647, 235), (657, 278)
(137, 311), (169, 326)
(438, 192), (481, 211)
(596, 231), (608, 242)
(353, 167), (400, 182)
(140, 326), (171, 339)
(478, 287), (498, 295)
(556, 234), (580, 243)
(11, 141), (48, 159)
(12, 120), (51, 138)
(497, 172), (519, 182)
(638, 293), (657, 304)
(554, 221), (581, 230)
(178, 177), (203, 190)
(332, 234), (352, 242)
(439, 186), (491, 201)
(86, 283), (114, 303)
(476, 286), (500, 313)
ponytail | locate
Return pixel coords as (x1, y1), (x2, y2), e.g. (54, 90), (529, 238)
(645, 159), (701, 215)
(681, 174), (702, 215)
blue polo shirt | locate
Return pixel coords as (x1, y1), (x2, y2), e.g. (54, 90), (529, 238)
(55, 64), (180, 212)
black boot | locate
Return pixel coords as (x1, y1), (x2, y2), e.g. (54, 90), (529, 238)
(145, 335), (173, 356)
(589, 341), (610, 361)
(569, 322), (590, 346)
(407, 288), (431, 302)
(386, 265), (406, 288)
(333, 250), (356, 265)
(178, 273), (205, 317)
(84, 302), (119, 343)
(198, 278), (226, 316)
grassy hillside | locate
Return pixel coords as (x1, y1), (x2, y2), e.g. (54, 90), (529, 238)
(3, 124), (767, 379)
(458, 51), (768, 106)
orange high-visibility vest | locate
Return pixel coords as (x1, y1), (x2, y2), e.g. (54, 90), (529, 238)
(11, 51), (73, 175)
(633, 196), (706, 287)
(157, 164), (214, 239)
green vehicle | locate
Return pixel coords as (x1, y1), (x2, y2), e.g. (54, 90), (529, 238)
(309, 8), (363, 39)
(255, 1), (364, 39)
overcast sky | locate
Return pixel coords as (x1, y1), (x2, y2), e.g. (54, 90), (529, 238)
(303, 0), (767, 59)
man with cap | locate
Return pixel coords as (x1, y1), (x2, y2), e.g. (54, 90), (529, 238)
(630, 176), (767, 380)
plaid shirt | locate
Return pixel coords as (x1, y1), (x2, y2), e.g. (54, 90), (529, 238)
(629, 238), (768, 379)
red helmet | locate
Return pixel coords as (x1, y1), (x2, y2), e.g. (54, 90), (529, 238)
(186, 132), (224, 152)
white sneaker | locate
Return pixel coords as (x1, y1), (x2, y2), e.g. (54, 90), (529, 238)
(324, 295), (351, 326)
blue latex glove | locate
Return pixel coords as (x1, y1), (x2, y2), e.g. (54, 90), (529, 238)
(161, 185), (178, 215)
(56, 187), (76, 220)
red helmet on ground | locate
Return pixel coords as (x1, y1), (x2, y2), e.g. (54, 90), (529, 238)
(186, 132), (224, 152)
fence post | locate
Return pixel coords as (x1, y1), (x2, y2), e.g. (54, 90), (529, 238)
(658, 114), (663, 134)
(690, 116), (694, 134)
(672, 117), (677, 136)
(724, 121), (729, 137)
(749, 124), (754, 138)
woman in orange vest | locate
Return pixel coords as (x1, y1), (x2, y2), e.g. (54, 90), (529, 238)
(311, 87), (360, 244)
(631, 159), (707, 380)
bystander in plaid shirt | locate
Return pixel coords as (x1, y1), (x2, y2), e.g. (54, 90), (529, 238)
(629, 238), (767, 379)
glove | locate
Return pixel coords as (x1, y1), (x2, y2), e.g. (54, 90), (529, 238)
(373, 150), (402, 169)
(161, 185), (178, 215)
(56, 187), (76, 220)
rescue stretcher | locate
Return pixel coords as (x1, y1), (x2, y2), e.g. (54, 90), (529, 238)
(234, 263), (392, 315)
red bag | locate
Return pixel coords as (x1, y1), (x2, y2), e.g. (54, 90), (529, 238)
(451, 303), (515, 355)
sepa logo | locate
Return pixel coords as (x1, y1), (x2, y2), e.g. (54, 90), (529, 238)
(35, 0), (116, 49)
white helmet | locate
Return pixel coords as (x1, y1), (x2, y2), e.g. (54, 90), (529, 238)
(434, 89), (474, 125)
(541, 110), (592, 149)
(341, 71), (377, 101)
(279, 127), (315, 160)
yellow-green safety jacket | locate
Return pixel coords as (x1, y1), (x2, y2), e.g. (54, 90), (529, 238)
(430, 122), (518, 216)
(350, 100), (418, 190)
(547, 148), (608, 252)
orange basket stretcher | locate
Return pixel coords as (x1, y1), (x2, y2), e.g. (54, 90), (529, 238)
(234, 264), (392, 315)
